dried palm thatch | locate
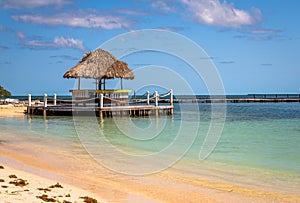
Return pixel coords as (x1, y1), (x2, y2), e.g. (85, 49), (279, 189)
(63, 49), (134, 80)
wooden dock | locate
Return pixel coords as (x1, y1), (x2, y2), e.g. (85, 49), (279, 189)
(26, 89), (174, 117)
(27, 105), (174, 117)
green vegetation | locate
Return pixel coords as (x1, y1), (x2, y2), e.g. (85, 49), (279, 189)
(0, 85), (11, 98)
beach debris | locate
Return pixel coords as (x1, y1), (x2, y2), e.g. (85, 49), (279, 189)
(8, 174), (17, 178)
(8, 189), (29, 194)
(9, 178), (28, 187)
(36, 194), (56, 202)
(0, 165), (4, 169)
(37, 187), (52, 192)
(1, 169), (100, 203)
(80, 196), (98, 203)
(49, 182), (63, 188)
(8, 190), (21, 195)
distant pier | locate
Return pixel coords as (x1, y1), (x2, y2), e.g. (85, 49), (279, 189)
(170, 94), (300, 103)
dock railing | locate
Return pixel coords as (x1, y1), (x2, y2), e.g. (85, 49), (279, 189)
(27, 89), (174, 108)
(69, 89), (131, 106)
(26, 89), (174, 117)
(129, 89), (173, 107)
(27, 93), (56, 107)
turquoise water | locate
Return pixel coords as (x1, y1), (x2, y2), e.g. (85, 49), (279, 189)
(0, 103), (300, 193)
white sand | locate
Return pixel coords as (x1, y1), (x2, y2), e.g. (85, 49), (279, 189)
(0, 106), (27, 117)
(0, 165), (104, 203)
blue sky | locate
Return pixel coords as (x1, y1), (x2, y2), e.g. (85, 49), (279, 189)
(0, 0), (299, 95)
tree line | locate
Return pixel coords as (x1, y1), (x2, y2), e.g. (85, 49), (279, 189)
(0, 85), (11, 98)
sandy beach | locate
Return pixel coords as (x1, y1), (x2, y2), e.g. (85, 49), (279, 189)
(1, 106), (300, 203)
(0, 106), (27, 117)
(0, 165), (103, 203)
(1, 149), (299, 203)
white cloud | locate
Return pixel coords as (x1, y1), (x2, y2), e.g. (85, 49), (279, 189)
(116, 9), (148, 16)
(234, 28), (282, 41)
(25, 40), (52, 47)
(151, 1), (174, 12)
(249, 29), (281, 34)
(24, 37), (84, 50)
(248, 35), (274, 41)
(53, 37), (84, 50)
(179, 0), (262, 27)
(155, 26), (185, 32)
(17, 31), (26, 39)
(0, 0), (71, 9)
(12, 12), (132, 29)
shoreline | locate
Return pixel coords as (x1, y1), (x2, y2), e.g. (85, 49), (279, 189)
(1, 107), (300, 202)
(1, 142), (299, 203)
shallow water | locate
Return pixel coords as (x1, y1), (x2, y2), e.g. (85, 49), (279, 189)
(0, 103), (299, 195)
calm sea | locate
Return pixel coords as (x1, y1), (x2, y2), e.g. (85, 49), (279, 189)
(0, 102), (299, 195)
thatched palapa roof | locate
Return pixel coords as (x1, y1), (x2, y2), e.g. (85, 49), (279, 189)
(63, 48), (134, 80)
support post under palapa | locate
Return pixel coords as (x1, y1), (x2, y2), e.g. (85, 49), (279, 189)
(99, 93), (103, 120)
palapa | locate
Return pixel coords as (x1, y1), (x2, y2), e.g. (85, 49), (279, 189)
(63, 48), (134, 80)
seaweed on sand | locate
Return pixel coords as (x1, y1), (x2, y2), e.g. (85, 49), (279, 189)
(9, 178), (28, 187)
(36, 194), (56, 202)
(49, 182), (63, 188)
(37, 187), (52, 192)
(8, 174), (17, 178)
(80, 196), (98, 203)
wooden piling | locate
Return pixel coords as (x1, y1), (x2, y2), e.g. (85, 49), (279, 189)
(54, 93), (57, 106)
(154, 91), (158, 107)
(146, 91), (150, 105)
(44, 94), (47, 107)
(28, 94), (32, 107)
(170, 89), (173, 115)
